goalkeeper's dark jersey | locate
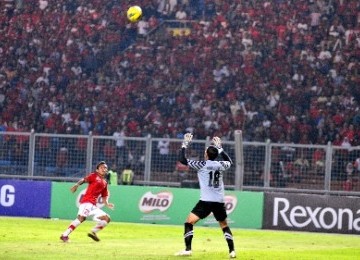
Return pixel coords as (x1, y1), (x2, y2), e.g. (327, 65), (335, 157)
(179, 148), (232, 203)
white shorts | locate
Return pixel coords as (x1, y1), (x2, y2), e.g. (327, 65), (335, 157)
(78, 202), (109, 221)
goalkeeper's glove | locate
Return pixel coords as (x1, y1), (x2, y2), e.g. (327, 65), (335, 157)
(212, 136), (223, 153)
(181, 133), (193, 148)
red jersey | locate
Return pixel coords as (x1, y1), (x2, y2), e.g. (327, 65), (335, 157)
(81, 172), (109, 205)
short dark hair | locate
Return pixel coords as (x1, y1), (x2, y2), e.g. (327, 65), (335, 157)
(206, 146), (219, 160)
(96, 161), (107, 169)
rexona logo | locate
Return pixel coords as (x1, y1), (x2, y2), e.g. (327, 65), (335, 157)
(273, 197), (360, 231)
(139, 191), (173, 213)
(224, 195), (237, 215)
(76, 189), (104, 208)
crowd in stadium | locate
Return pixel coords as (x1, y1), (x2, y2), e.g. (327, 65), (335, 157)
(0, 0), (359, 149)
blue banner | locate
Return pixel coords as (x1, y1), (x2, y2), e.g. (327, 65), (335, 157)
(0, 180), (51, 218)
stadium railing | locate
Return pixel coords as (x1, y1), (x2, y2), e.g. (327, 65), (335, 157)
(0, 131), (359, 196)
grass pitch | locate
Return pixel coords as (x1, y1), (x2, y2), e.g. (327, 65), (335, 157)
(1, 217), (359, 260)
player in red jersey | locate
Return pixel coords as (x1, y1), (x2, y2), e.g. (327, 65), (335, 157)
(60, 161), (114, 242)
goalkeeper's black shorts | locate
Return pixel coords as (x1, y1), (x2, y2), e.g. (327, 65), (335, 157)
(191, 200), (227, 221)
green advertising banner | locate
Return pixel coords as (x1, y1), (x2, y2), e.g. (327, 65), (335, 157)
(51, 183), (263, 229)
(198, 191), (263, 229)
(51, 182), (82, 220)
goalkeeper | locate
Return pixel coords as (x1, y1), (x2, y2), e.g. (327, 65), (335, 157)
(175, 133), (236, 258)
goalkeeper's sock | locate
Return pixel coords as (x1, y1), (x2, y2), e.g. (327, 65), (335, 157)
(91, 220), (108, 233)
(184, 222), (193, 251)
(222, 226), (235, 252)
(63, 218), (81, 236)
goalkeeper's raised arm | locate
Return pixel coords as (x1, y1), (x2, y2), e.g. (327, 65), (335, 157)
(179, 133), (193, 165)
(212, 136), (233, 165)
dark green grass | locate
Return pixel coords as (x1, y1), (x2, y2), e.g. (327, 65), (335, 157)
(1, 217), (360, 259)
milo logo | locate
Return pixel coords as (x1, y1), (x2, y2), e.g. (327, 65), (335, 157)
(139, 191), (173, 213)
(224, 195), (237, 215)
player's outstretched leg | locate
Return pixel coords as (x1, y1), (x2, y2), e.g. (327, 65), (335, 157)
(223, 226), (236, 258)
(87, 219), (108, 241)
(60, 235), (69, 242)
(175, 222), (193, 256)
(87, 231), (100, 242)
(175, 250), (192, 256)
(229, 250), (236, 258)
(60, 218), (82, 242)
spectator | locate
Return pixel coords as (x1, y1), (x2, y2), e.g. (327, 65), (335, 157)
(137, 17), (150, 37)
(56, 147), (69, 176)
(158, 0), (176, 19)
(157, 134), (170, 171)
(0, 0), (359, 150)
(103, 140), (116, 163)
(121, 163), (134, 185)
(113, 126), (127, 166)
(175, 5), (187, 20)
(107, 162), (118, 186)
(312, 148), (325, 175)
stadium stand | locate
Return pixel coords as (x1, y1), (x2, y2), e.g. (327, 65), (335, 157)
(0, 0), (359, 191)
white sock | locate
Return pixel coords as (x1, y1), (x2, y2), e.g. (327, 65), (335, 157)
(63, 219), (81, 236)
(91, 220), (108, 233)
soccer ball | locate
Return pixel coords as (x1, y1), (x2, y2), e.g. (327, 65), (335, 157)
(127, 5), (142, 23)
